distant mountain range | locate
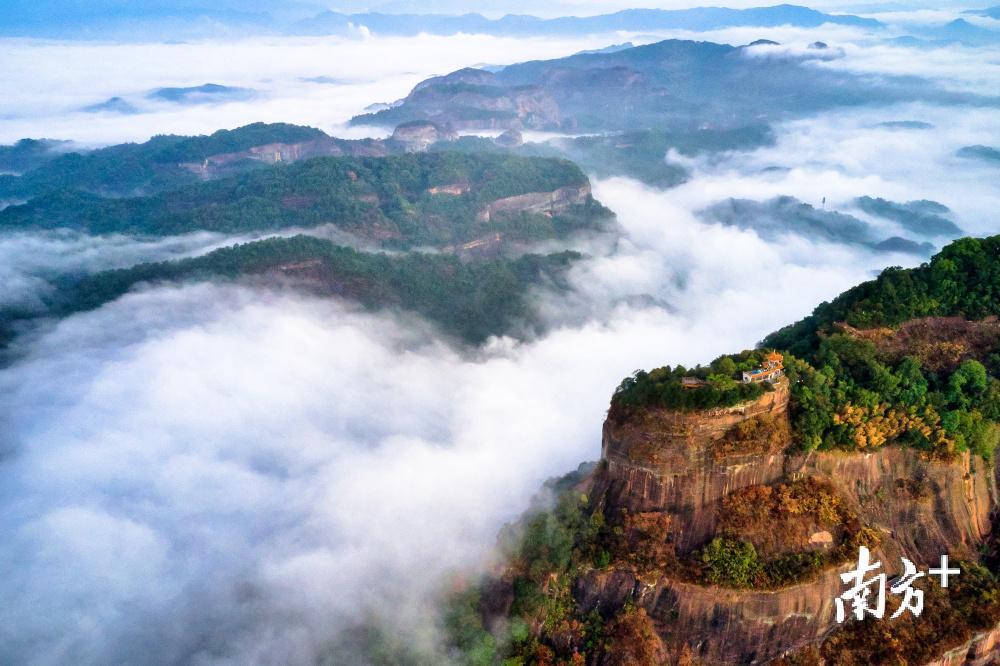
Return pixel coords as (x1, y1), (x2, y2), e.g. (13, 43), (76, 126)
(964, 5), (1000, 19)
(5, 1), (998, 47)
(352, 38), (994, 134)
(900, 18), (1000, 47)
(0, 2), (884, 39)
(292, 5), (884, 36)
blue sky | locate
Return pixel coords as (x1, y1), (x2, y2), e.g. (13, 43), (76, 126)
(0, 0), (968, 22)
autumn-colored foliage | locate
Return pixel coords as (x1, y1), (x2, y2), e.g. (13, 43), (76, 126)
(712, 412), (791, 460)
(603, 608), (668, 666)
(817, 563), (1000, 665)
(833, 402), (953, 455)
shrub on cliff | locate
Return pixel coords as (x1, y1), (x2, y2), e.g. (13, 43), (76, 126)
(603, 607), (668, 666)
(443, 485), (621, 664)
(701, 537), (762, 587)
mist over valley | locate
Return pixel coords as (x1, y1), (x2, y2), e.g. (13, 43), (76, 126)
(1, 4), (999, 664)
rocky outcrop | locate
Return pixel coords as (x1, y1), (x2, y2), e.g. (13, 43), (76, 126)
(797, 448), (994, 565)
(390, 121), (456, 152)
(926, 624), (1000, 666)
(179, 136), (392, 177)
(604, 448), (994, 663)
(584, 378), (999, 664)
(600, 379), (791, 553)
(576, 565), (849, 664)
(443, 232), (504, 260)
(477, 183), (591, 222)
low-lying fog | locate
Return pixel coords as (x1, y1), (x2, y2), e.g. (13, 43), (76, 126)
(0, 24), (998, 665)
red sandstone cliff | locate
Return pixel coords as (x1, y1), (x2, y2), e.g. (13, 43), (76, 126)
(579, 379), (998, 664)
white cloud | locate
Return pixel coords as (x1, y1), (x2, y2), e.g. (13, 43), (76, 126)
(0, 168), (913, 664)
(0, 23), (997, 666)
(0, 33), (619, 145)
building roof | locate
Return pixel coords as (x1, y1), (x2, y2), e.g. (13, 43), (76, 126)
(744, 368), (780, 376)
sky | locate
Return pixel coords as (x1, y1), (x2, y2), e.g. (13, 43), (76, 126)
(325, 0), (982, 14)
(0, 11), (998, 665)
(3, 0), (981, 18)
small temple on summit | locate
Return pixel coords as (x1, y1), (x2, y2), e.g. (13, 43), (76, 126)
(742, 351), (784, 384)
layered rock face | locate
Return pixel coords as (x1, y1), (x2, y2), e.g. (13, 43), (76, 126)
(586, 379), (998, 664)
(477, 183), (592, 222)
(177, 121), (465, 179)
(390, 121), (457, 151)
(575, 566), (847, 664)
(179, 136), (393, 177)
(802, 447), (994, 566)
(600, 378), (791, 553)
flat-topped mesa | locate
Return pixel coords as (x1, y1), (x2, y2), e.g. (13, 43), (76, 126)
(587, 441), (996, 663)
(478, 241), (1000, 665)
(587, 365), (1000, 663)
(599, 375), (791, 554)
(583, 351), (999, 663)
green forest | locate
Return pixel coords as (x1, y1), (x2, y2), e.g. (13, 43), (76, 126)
(765, 236), (1000, 356)
(763, 236), (1000, 458)
(0, 123), (328, 198)
(0, 151), (607, 248)
(610, 350), (772, 414)
(1, 235), (581, 346)
(613, 236), (1000, 460)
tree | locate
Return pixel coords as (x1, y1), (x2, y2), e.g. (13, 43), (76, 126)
(948, 360), (988, 410)
(713, 356), (738, 377)
(702, 537), (761, 587)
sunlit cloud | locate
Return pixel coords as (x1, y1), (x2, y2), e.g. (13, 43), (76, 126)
(0, 20), (997, 665)
(0, 33), (621, 145)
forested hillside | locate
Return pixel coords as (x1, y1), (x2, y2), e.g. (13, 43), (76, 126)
(0, 235), (582, 346)
(765, 236), (1000, 355)
(0, 123), (330, 198)
(0, 152), (607, 247)
(445, 235), (1000, 665)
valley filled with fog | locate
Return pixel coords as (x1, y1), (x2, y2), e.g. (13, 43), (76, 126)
(0, 13), (998, 664)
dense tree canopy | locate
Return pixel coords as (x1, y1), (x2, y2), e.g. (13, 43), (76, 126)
(0, 123), (329, 198)
(0, 151), (606, 248)
(610, 350), (773, 416)
(1, 235), (581, 346)
(765, 236), (1000, 357)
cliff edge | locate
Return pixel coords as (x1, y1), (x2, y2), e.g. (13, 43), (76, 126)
(577, 377), (996, 663)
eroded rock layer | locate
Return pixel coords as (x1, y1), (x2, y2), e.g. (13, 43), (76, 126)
(586, 378), (998, 664)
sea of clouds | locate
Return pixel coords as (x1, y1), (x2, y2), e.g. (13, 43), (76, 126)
(0, 19), (998, 664)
